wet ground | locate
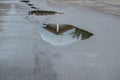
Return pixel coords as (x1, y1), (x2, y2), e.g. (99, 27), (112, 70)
(0, 1), (36, 80)
(0, 0), (120, 80)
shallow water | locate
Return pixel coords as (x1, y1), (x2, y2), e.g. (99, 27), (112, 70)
(20, 0), (93, 46)
(38, 24), (93, 46)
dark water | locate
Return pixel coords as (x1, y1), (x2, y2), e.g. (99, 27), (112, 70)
(28, 10), (62, 16)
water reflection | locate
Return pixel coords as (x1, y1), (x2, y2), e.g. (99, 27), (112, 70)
(27, 3), (33, 6)
(43, 24), (74, 35)
(20, 0), (63, 15)
(20, 0), (38, 9)
(70, 27), (93, 40)
(39, 24), (93, 46)
(20, 0), (30, 3)
(28, 10), (63, 16)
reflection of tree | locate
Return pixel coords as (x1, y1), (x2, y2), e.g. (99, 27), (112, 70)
(28, 10), (61, 16)
(70, 28), (93, 40)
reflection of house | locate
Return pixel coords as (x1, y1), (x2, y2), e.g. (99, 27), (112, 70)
(43, 24), (74, 35)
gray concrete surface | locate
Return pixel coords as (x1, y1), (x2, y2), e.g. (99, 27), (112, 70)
(0, 1), (57, 80)
(0, 1), (36, 80)
(0, 0), (120, 80)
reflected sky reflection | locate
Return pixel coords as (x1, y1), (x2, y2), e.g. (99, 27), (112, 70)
(38, 24), (93, 46)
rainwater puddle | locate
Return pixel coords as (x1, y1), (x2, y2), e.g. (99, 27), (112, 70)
(39, 24), (93, 46)
(20, 0), (63, 15)
(20, 0), (30, 3)
(28, 10), (63, 16)
(20, 0), (93, 46)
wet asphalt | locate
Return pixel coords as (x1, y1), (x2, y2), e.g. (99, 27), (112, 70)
(0, 1), (37, 80)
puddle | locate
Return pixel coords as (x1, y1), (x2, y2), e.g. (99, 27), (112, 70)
(19, 0), (93, 45)
(38, 24), (93, 46)
(20, 0), (38, 9)
(28, 10), (63, 16)
(27, 3), (33, 6)
(20, 0), (63, 15)
(31, 7), (39, 9)
(20, 0), (30, 3)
